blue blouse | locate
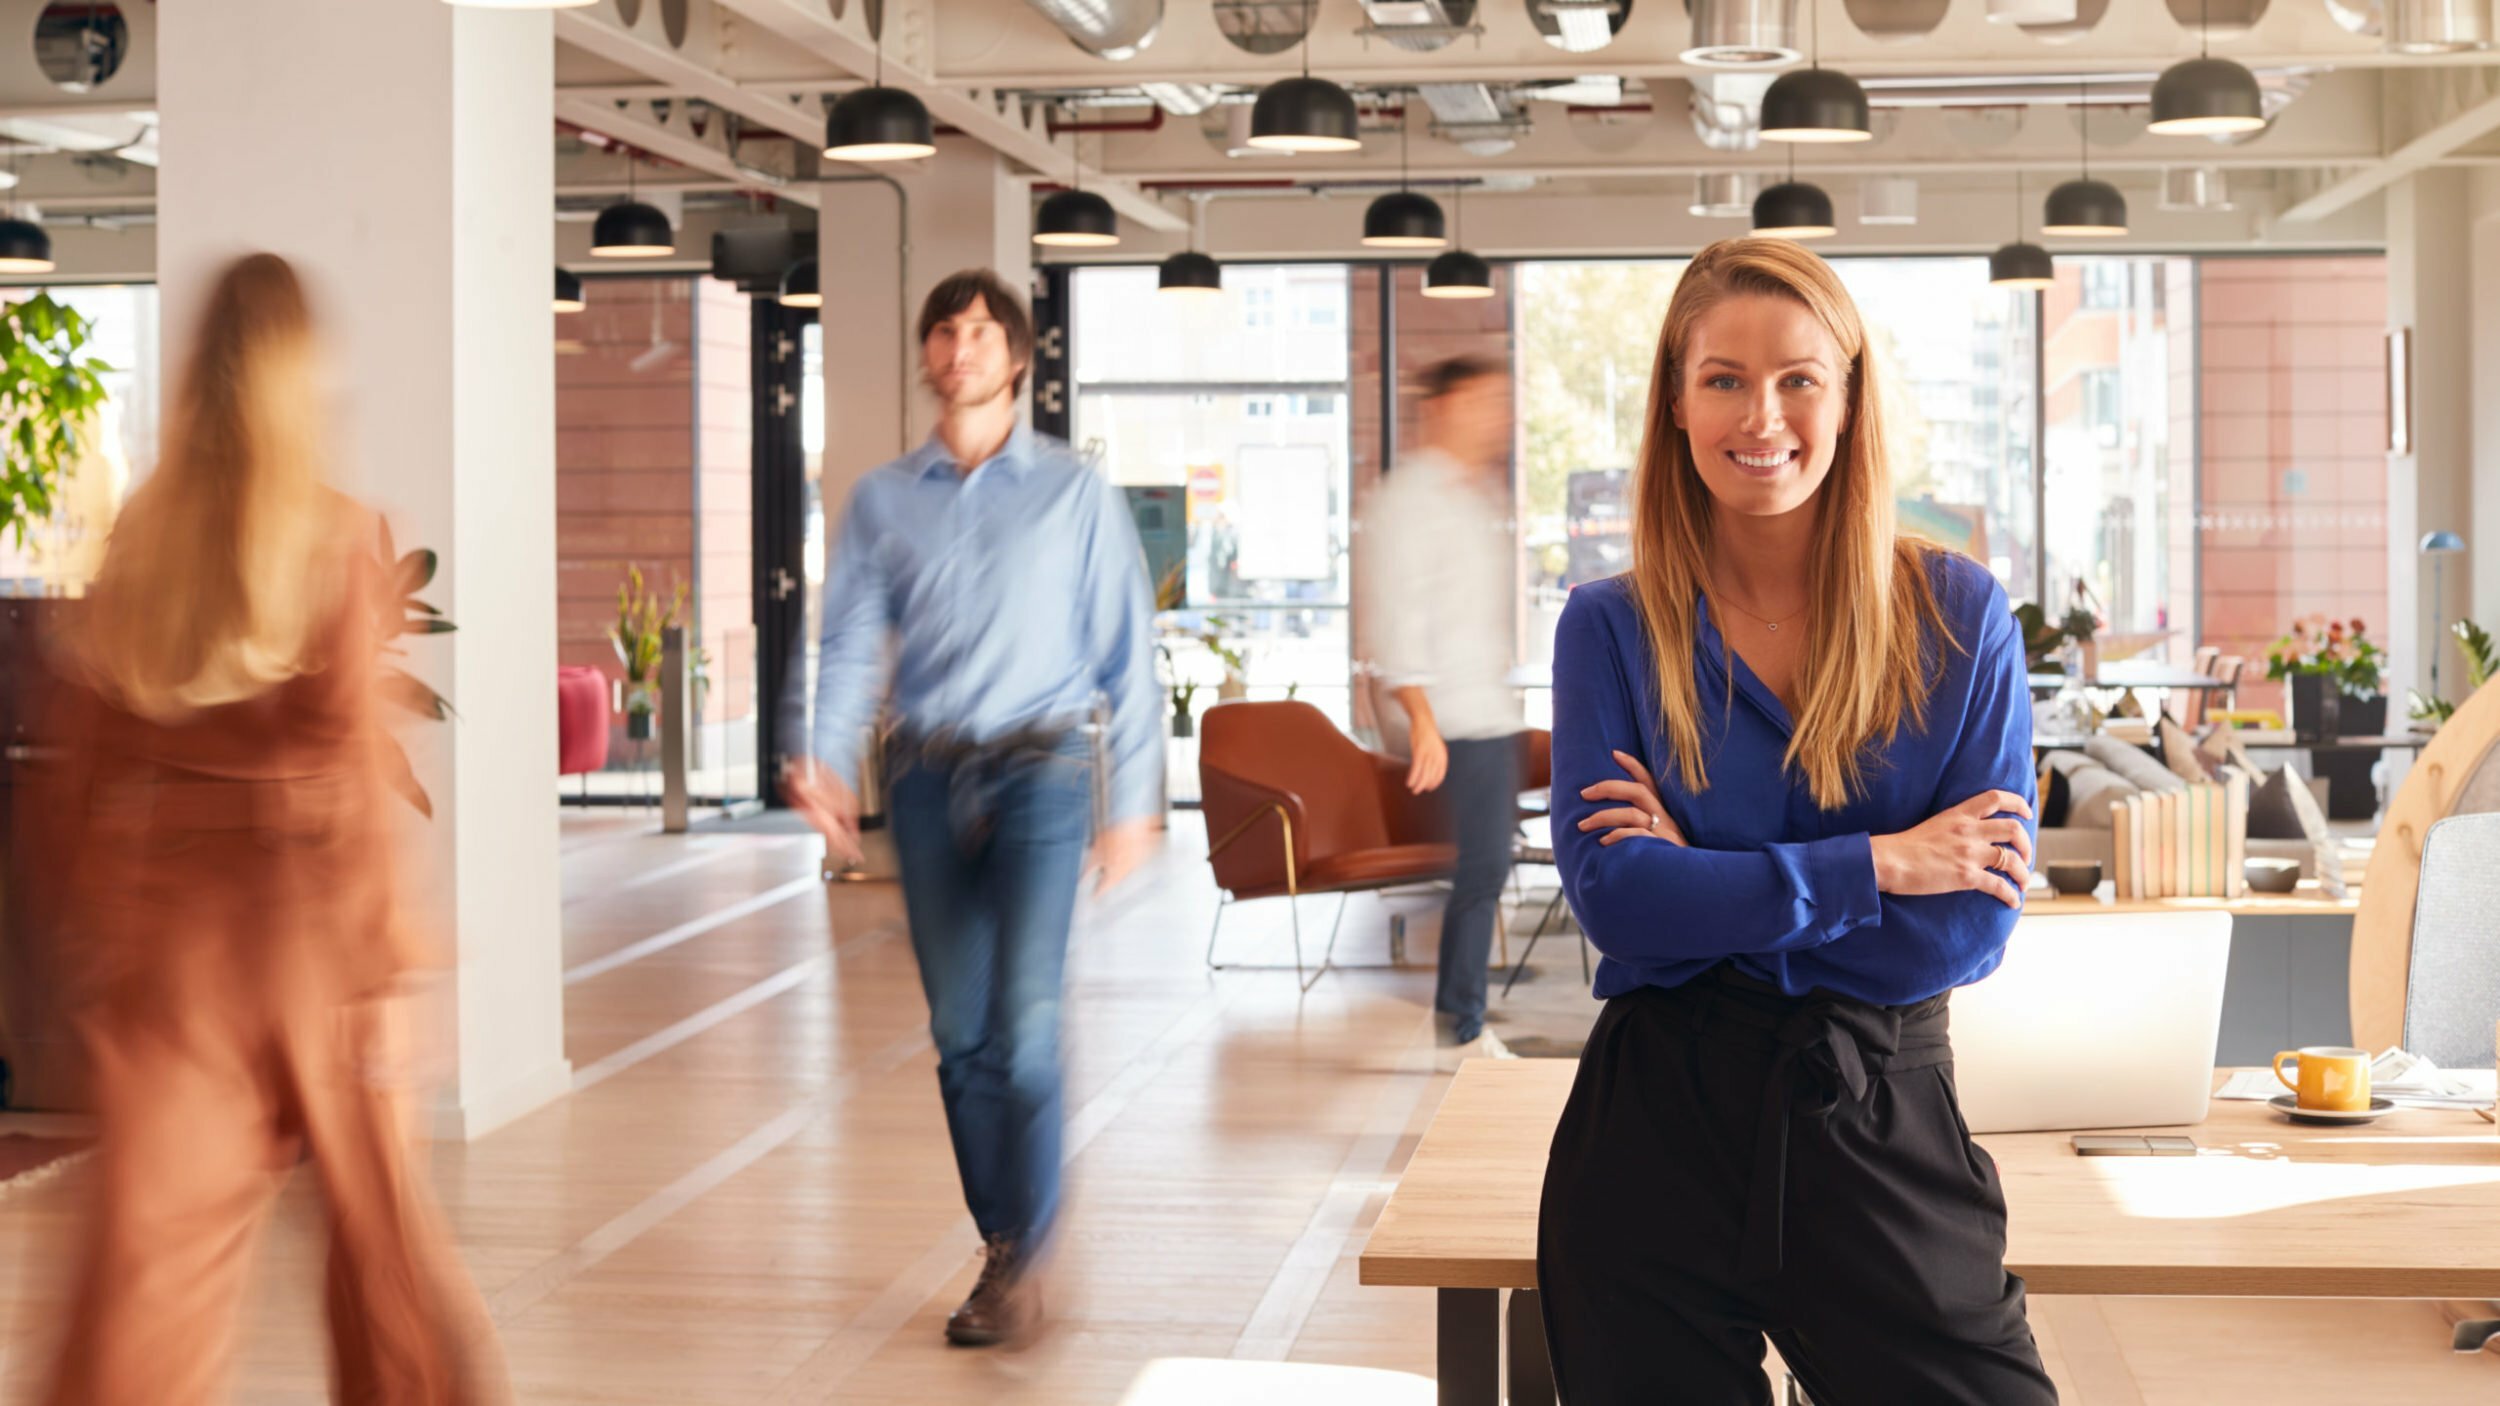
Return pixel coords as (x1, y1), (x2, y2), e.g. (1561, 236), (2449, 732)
(1550, 551), (2036, 1007)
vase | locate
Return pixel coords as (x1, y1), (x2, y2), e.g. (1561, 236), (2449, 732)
(2078, 636), (2101, 684)
(1217, 676), (1248, 702)
(626, 710), (653, 742)
(2288, 673), (2341, 743)
(1170, 709), (1194, 739)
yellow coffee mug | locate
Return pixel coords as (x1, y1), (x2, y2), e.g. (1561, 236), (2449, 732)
(2275, 1046), (2372, 1113)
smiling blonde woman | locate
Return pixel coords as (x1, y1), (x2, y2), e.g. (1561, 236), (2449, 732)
(1534, 239), (2057, 1405)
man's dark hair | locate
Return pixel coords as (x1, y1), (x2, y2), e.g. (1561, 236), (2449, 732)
(1415, 353), (1506, 402)
(918, 269), (1035, 395)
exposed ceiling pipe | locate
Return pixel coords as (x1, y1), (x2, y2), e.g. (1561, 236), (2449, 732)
(1026, 0), (1165, 61)
(1139, 82), (1225, 115)
(1689, 73), (1772, 150)
(2386, 0), (2492, 52)
(1049, 107), (1168, 133)
(1357, 0), (1479, 51)
(1682, 0), (1801, 67)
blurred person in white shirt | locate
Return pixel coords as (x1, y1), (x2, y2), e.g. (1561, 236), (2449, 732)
(1360, 355), (1522, 1052)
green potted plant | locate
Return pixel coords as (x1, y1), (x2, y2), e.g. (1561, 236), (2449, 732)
(374, 519), (456, 816)
(0, 292), (113, 551)
(2406, 619), (2497, 729)
(610, 565), (687, 742)
(2267, 614), (2387, 742)
(1199, 613), (1250, 701)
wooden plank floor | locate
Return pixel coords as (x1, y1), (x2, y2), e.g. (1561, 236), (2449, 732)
(3, 814), (2493, 1402)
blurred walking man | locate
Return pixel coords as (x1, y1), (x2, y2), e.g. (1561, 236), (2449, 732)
(784, 270), (1160, 1347)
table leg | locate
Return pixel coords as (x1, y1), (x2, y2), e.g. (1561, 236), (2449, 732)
(1438, 1288), (1499, 1406)
(1507, 1288), (1555, 1406)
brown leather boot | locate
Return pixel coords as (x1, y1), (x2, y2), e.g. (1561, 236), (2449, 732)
(945, 1234), (1042, 1347)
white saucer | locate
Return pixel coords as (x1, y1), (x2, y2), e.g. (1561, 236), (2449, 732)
(2268, 1093), (2395, 1125)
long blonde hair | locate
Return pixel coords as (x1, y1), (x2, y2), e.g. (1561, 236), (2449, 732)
(81, 253), (344, 718)
(1628, 237), (1949, 810)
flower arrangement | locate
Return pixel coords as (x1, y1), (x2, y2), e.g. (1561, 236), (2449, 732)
(611, 565), (688, 739)
(2266, 614), (2386, 699)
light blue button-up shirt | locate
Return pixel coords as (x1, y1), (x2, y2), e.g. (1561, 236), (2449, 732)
(804, 422), (1163, 825)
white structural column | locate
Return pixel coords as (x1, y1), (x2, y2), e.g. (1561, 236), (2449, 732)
(2384, 169), (2476, 710)
(157, 2), (567, 1139)
(815, 139), (1038, 505)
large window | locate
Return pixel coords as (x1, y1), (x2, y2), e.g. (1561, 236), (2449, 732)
(2042, 256), (2191, 642)
(1065, 250), (2390, 752)
(1071, 264), (1355, 730)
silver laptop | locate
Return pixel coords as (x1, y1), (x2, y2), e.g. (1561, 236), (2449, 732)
(1948, 911), (2233, 1134)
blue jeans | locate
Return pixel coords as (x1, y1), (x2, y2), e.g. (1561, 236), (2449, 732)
(1436, 734), (1522, 1043)
(884, 738), (1093, 1249)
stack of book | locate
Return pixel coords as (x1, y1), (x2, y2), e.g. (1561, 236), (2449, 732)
(2110, 769), (2252, 899)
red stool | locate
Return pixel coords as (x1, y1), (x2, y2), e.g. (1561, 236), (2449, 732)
(558, 666), (610, 798)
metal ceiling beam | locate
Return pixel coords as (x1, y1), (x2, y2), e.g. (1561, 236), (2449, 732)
(2278, 85), (2500, 223)
(555, 12), (829, 149)
(553, 94), (818, 209)
(704, 0), (1185, 232)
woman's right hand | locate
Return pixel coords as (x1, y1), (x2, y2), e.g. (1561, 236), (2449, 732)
(1869, 790), (2035, 909)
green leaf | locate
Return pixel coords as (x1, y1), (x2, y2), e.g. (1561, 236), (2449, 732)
(401, 617), (458, 636)
(380, 738), (433, 819)
(398, 547), (438, 593)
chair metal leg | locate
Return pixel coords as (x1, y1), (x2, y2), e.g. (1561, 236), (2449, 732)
(1288, 894), (1307, 990)
(1204, 899), (1230, 973)
(1302, 892), (1351, 993)
(1502, 889), (1570, 998)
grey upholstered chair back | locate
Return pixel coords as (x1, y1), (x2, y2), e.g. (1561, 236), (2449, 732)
(2401, 812), (2500, 1070)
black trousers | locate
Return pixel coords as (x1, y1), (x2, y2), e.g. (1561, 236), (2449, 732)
(1537, 968), (2058, 1406)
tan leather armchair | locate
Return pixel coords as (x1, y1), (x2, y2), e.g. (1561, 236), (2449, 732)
(1199, 700), (1456, 989)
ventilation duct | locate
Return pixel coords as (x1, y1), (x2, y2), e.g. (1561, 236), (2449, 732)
(2159, 166), (2234, 211)
(1689, 73), (1773, 150)
(2387, 0), (2490, 50)
(1691, 171), (1760, 216)
(1027, 0), (1164, 59)
(1986, 0), (2076, 22)
(1358, 0), (1480, 50)
(1532, 0), (1631, 50)
(1845, 0), (1950, 41)
(1140, 82), (1223, 115)
(1681, 0), (1800, 66)
(1416, 81), (1528, 155)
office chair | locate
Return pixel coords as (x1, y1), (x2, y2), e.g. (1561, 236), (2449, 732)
(2396, 813), (2500, 1354)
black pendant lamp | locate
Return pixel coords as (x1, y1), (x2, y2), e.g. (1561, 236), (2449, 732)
(823, 15), (936, 161)
(592, 154), (673, 258)
(1422, 185), (1494, 299)
(2150, 0), (2266, 137)
(0, 216), (53, 274)
(554, 267), (585, 314)
(1363, 104), (1448, 249)
(1161, 195), (1221, 294)
(1249, 3), (1363, 153)
(1034, 139), (1119, 247)
(778, 257), (821, 309)
(1159, 250), (1223, 294)
(1990, 173), (2055, 290)
(2043, 79), (2128, 236)
(1760, 0), (1870, 143)
(0, 150), (46, 274)
(1751, 151), (1835, 239)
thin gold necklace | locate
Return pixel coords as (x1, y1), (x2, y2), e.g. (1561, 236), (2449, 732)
(1709, 581), (1809, 634)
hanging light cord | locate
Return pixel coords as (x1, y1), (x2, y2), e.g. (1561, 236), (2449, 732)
(1399, 94), (1410, 193)
(1301, 0), (1314, 78)
(2079, 76), (2089, 178)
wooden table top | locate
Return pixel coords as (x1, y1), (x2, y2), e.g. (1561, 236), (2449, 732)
(1360, 1061), (2500, 1298)
(2019, 881), (2361, 918)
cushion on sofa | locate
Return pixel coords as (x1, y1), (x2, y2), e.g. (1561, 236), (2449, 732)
(2084, 734), (2189, 796)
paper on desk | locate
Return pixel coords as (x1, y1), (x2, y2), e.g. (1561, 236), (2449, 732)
(2216, 1050), (2500, 1107)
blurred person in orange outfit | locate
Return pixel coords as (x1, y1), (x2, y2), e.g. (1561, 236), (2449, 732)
(25, 252), (505, 1405)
